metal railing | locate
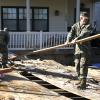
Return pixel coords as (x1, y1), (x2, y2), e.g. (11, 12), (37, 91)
(8, 31), (67, 50)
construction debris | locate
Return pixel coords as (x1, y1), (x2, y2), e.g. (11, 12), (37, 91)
(0, 71), (70, 100)
(0, 54), (100, 100)
(11, 59), (100, 100)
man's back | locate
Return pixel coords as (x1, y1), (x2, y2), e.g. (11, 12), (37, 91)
(0, 30), (9, 46)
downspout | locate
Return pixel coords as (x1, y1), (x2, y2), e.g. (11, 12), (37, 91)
(0, 6), (1, 30)
(76, 0), (80, 22)
(64, 0), (68, 32)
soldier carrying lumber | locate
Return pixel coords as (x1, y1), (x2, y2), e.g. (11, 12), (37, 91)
(65, 12), (93, 90)
(0, 28), (9, 68)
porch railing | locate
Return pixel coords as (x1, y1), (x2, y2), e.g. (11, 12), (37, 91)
(8, 31), (68, 50)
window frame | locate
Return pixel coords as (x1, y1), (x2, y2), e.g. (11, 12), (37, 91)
(1, 6), (49, 32)
(32, 7), (49, 32)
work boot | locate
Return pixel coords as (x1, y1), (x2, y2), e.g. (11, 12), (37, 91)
(75, 79), (81, 85)
(2, 64), (9, 68)
(0, 64), (2, 68)
(77, 78), (86, 90)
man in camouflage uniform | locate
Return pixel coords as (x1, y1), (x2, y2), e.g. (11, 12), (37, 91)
(0, 28), (9, 68)
(65, 12), (93, 89)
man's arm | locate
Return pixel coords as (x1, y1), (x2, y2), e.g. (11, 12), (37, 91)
(65, 25), (76, 44)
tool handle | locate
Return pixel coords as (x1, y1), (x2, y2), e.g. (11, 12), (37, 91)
(10, 34), (100, 59)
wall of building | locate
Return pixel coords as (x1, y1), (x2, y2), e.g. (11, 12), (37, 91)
(81, 0), (94, 24)
(94, 2), (100, 32)
(30, 0), (72, 32)
(66, 0), (94, 30)
(67, 0), (75, 28)
(0, 0), (94, 32)
(0, 0), (72, 32)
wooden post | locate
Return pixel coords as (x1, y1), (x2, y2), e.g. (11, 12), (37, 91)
(40, 31), (43, 49)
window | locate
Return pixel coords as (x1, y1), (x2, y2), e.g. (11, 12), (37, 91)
(2, 8), (17, 31)
(32, 7), (49, 31)
(1, 7), (27, 31)
(1, 7), (49, 32)
(18, 8), (27, 31)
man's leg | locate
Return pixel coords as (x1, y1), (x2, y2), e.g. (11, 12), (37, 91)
(74, 54), (82, 85)
(75, 54), (80, 79)
(2, 47), (8, 68)
(77, 53), (88, 89)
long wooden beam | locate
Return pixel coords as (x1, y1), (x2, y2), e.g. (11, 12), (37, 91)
(1, 34), (99, 74)
(25, 34), (100, 55)
(10, 34), (100, 60)
(0, 68), (13, 74)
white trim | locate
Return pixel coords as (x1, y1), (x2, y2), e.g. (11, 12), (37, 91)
(26, 0), (31, 32)
(0, 6), (1, 30)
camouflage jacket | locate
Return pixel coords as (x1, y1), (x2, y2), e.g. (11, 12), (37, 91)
(67, 22), (93, 55)
(0, 30), (9, 46)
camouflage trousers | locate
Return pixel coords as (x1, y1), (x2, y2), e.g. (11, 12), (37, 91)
(74, 53), (90, 79)
(0, 46), (8, 67)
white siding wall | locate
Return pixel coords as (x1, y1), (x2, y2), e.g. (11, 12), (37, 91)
(0, 0), (26, 6)
(0, 0), (94, 32)
(67, 0), (75, 27)
(0, 0), (73, 32)
(31, 0), (69, 32)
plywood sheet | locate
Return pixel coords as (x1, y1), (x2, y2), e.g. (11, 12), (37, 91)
(0, 71), (70, 100)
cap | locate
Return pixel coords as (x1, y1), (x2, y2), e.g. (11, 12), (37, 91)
(80, 12), (89, 17)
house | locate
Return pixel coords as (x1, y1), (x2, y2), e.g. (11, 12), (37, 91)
(0, 0), (99, 50)
(94, 1), (100, 32)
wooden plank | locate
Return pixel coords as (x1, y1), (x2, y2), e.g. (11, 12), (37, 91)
(9, 34), (100, 60)
(0, 68), (13, 74)
(15, 59), (100, 100)
(13, 60), (100, 100)
(14, 60), (100, 82)
(32, 72), (100, 100)
(0, 71), (71, 100)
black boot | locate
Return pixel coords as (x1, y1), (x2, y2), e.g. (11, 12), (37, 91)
(75, 78), (82, 85)
(0, 64), (2, 68)
(77, 78), (86, 90)
(2, 64), (9, 68)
